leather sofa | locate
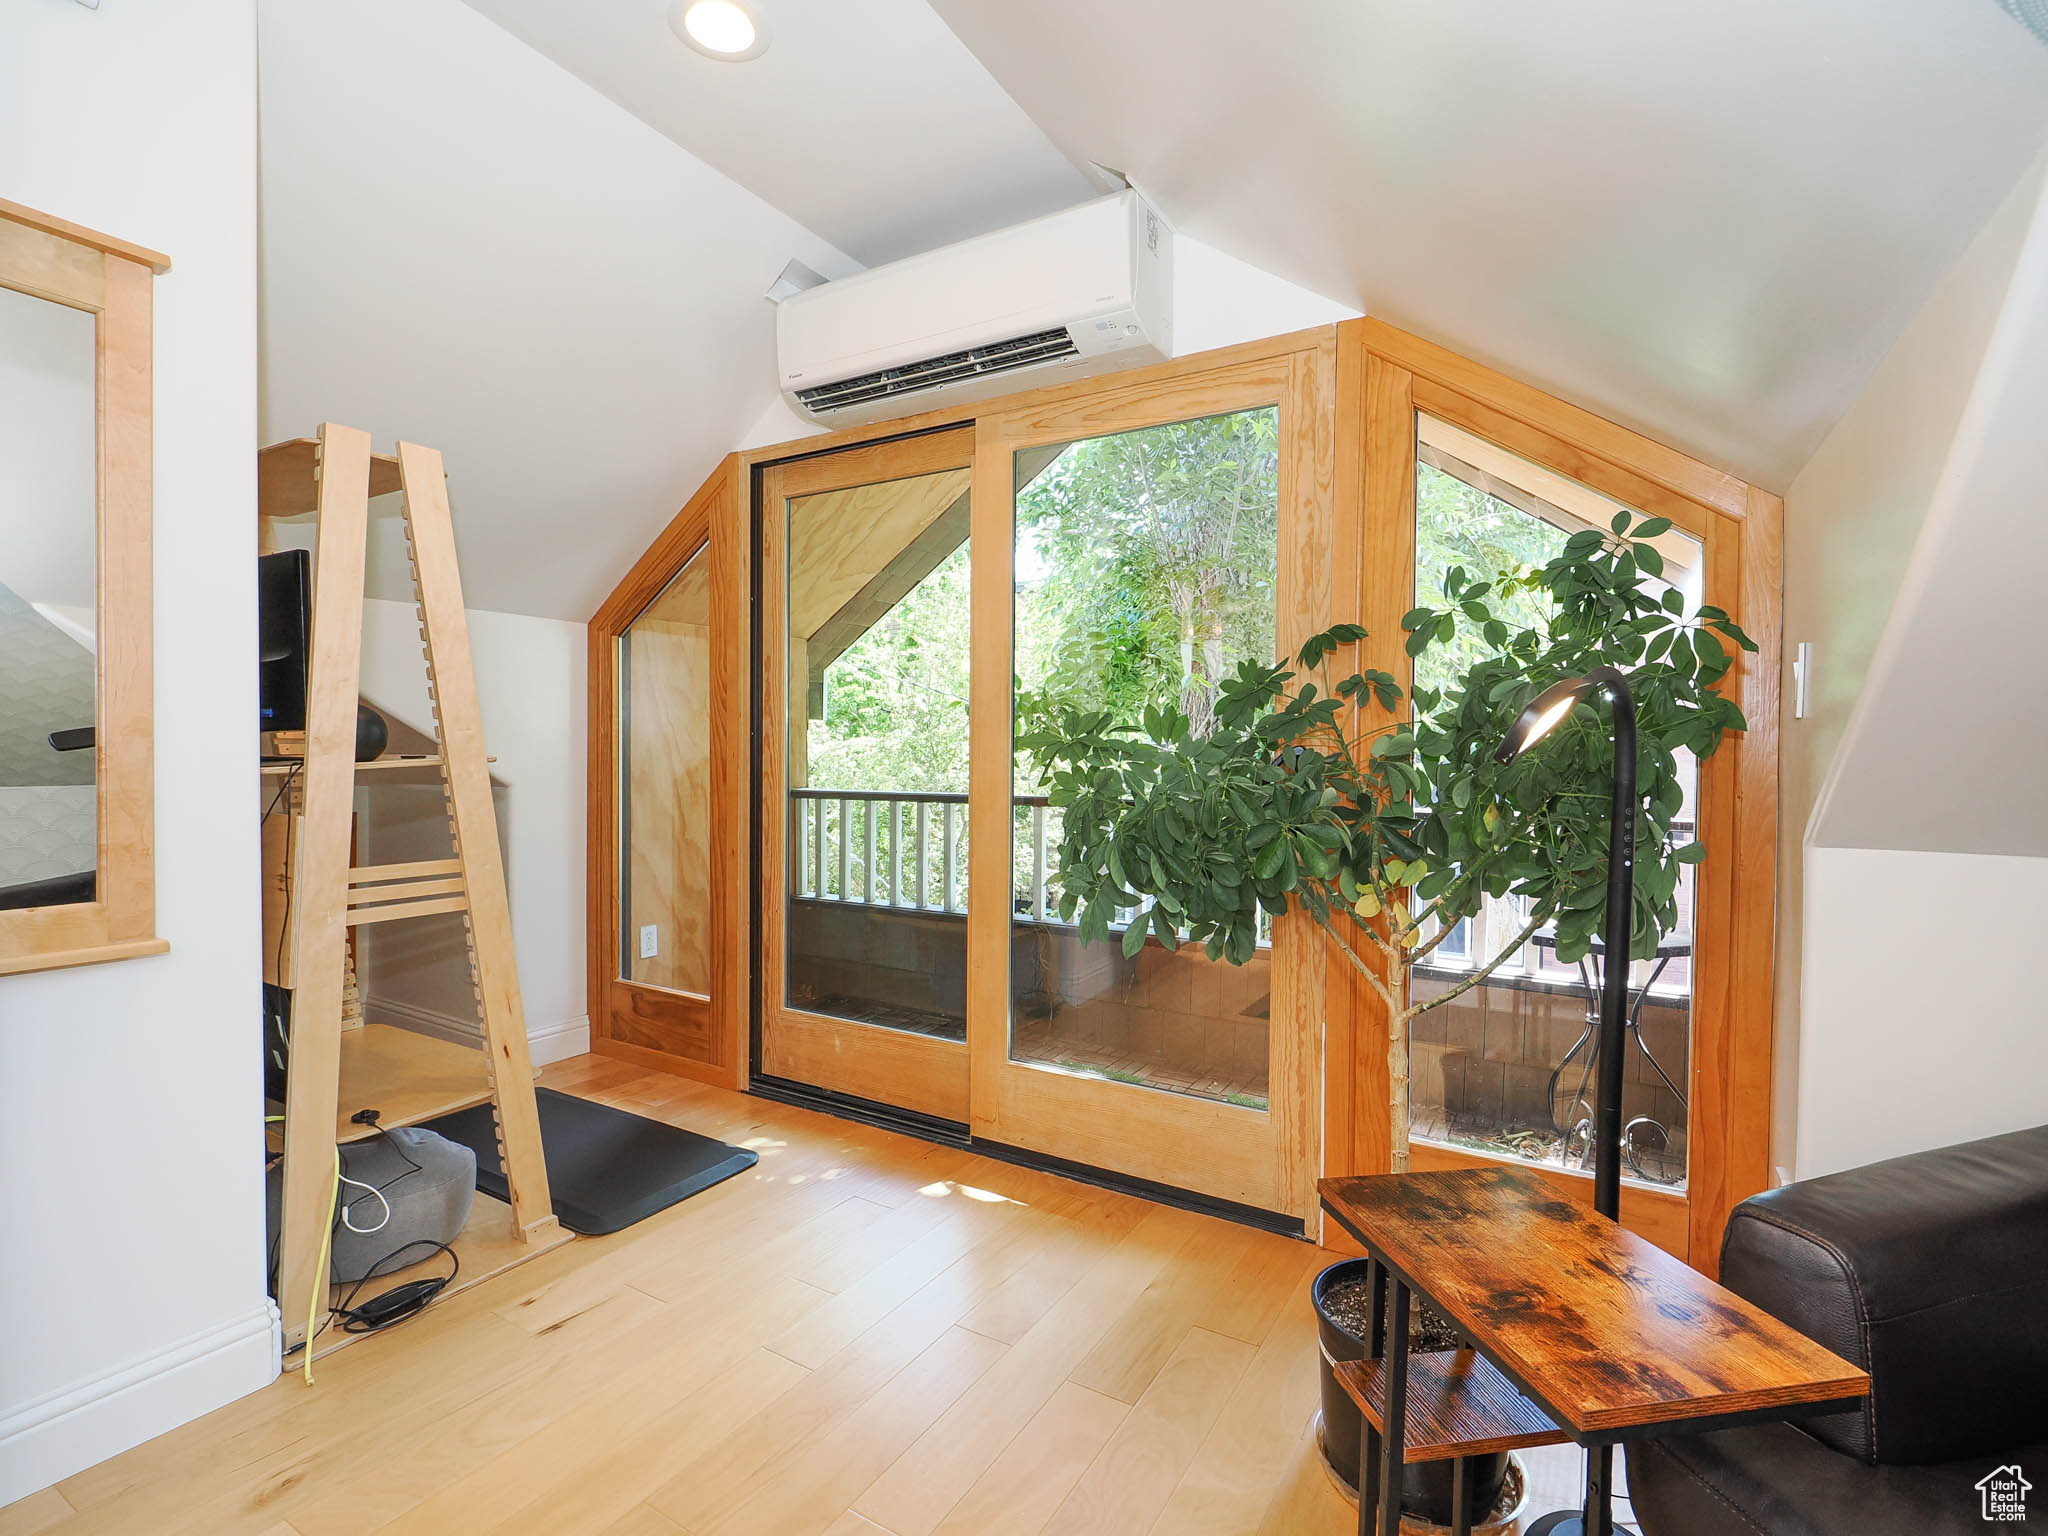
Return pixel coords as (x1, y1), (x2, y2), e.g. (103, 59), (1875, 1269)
(1627, 1123), (2048, 1535)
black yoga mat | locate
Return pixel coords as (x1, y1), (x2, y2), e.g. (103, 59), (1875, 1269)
(424, 1087), (758, 1235)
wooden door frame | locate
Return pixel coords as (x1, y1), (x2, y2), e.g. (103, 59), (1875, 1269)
(587, 460), (749, 1086)
(754, 428), (977, 1123)
(1324, 319), (1783, 1271)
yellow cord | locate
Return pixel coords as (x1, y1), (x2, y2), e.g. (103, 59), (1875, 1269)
(303, 1148), (339, 1386)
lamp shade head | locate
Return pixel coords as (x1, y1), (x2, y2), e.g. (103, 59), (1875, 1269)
(1496, 675), (1597, 765)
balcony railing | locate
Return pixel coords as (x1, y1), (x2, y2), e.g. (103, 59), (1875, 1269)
(790, 789), (991, 918)
(789, 788), (1266, 943)
(791, 790), (1690, 984)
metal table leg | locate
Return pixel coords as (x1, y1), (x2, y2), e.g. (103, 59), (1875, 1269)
(1379, 1279), (1410, 1536)
(1451, 1454), (1471, 1536)
(1527, 1443), (1615, 1536)
(1585, 1444), (1614, 1536)
(1360, 1257), (1386, 1528)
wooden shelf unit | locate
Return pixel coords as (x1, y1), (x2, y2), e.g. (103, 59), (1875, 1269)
(263, 426), (562, 1358)
(332, 1022), (494, 1141)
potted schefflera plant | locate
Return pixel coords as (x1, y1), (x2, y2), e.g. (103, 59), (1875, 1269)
(1018, 510), (1753, 1526)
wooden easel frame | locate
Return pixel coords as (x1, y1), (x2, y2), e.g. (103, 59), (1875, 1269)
(274, 423), (556, 1353)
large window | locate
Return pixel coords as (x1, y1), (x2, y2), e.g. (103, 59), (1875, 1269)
(1408, 413), (1701, 1188)
(618, 549), (712, 996)
(1009, 407), (1281, 1109)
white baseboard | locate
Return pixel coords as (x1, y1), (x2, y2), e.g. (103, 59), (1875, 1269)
(528, 1014), (591, 1066)
(365, 995), (589, 1067)
(0, 1301), (278, 1507)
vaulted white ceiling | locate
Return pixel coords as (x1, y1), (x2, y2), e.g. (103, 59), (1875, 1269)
(931, 0), (2048, 491)
(458, 0), (1098, 266)
(258, 0), (2048, 624)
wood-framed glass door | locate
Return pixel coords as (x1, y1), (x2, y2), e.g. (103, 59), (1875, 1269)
(1332, 321), (1782, 1269)
(966, 345), (1337, 1225)
(758, 428), (978, 1123)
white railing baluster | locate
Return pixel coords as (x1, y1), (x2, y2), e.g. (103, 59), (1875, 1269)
(942, 802), (957, 915)
(809, 797), (823, 900)
(863, 796), (876, 904)
(885, 799), (898, 907)
(914, 802), (930, 909)
(1031, 804), (1047, 921)
(836, 797), (849, 900)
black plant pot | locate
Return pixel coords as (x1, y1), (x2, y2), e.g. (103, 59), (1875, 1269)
(1313, 1259), (1509, 1527)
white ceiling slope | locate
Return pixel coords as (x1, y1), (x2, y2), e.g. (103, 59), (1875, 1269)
(932, 0), (2048, 490)
(257, 0), (856, 621)
(457, 0), (1099, 266)
(1815, 159), (2048, 858)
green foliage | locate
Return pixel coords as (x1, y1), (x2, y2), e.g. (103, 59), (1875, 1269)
(1413, 461), (1567, 698)
(806, 408), (1280, 799)
(807, 542), (971, 791)
(1015, 408), (1278, 744)
(1019, 511), (1756, 991)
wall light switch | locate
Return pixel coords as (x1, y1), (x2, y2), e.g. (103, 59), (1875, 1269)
(1792, 642), (1813, 720)
(639, 924), (659, 959)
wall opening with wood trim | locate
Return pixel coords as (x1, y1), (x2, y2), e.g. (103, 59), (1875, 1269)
(586, 320), (1783, 1267)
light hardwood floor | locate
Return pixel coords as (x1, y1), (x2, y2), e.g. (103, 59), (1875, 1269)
(1, 1054), (1603, 1536)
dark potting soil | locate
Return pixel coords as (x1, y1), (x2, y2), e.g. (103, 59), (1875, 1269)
(1321, 1277), (1466, 1352)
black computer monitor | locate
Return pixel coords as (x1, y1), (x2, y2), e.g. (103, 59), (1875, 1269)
(258, 549), (312, 733)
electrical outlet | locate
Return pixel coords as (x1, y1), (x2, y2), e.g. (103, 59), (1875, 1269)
(639, 924), (659, 959)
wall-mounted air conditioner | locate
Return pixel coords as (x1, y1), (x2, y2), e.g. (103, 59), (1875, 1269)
(776, 189), (1174, 426)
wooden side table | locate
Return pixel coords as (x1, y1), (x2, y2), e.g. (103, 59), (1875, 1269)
(1320, 1166), (1868, 1536)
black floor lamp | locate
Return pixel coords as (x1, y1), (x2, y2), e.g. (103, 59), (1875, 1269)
(1493, 664), (1636, 1536)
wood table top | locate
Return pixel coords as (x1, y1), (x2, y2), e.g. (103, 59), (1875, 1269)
(1320, 1166), (1869, 1436)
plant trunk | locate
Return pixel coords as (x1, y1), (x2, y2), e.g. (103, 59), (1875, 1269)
(1389, 1005), (1412, 1173)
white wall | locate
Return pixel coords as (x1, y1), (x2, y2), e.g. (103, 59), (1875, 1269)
(354, 599), (589, 1065)
(1796, 847), (2048, 1178)
(1778, 147), (2048, 1177)
(256, 0), (857, 623)
(0, 0), (272, 1505)
(1169, 233), (1358, 356)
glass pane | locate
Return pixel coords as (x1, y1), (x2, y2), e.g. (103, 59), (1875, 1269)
(1011, 407), (1279, 1109)
(0, 285), (99, 911)
(1408, 411), (1701, 1189)
(619, 548), (712, 993)
(786, 466), (972, 1040)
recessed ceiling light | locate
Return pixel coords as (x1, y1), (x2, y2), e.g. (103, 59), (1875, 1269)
(669, 0), (771, 61)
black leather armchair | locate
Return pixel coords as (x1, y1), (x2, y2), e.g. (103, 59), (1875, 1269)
(1627, 1124), (2048, 1534)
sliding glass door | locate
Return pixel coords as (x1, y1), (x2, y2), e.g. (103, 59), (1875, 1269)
(757, 430), (977, 1122)
(966, 350), (1335, 1222)
(752, 344), (1335, 1225)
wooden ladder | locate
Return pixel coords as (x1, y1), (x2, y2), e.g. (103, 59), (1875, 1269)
(276, 423), (556, 1353)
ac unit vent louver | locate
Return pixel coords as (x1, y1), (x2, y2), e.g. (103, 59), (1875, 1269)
(794, 327), (1079, 415)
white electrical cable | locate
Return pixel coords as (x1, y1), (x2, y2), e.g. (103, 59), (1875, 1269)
(336, 1171), (391, 1235)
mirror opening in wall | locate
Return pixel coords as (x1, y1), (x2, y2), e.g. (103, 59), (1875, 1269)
(619, 545), (714, 999)
(0, 281), (99, 914)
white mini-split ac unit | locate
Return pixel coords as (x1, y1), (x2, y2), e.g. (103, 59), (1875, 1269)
(776, 189), (1174, 426)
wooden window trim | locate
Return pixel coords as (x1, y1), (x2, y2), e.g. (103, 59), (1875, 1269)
(1328, 318), (1782, 1273)
(0, 203), (167, 977)
(585, 319), (1781, 1270)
